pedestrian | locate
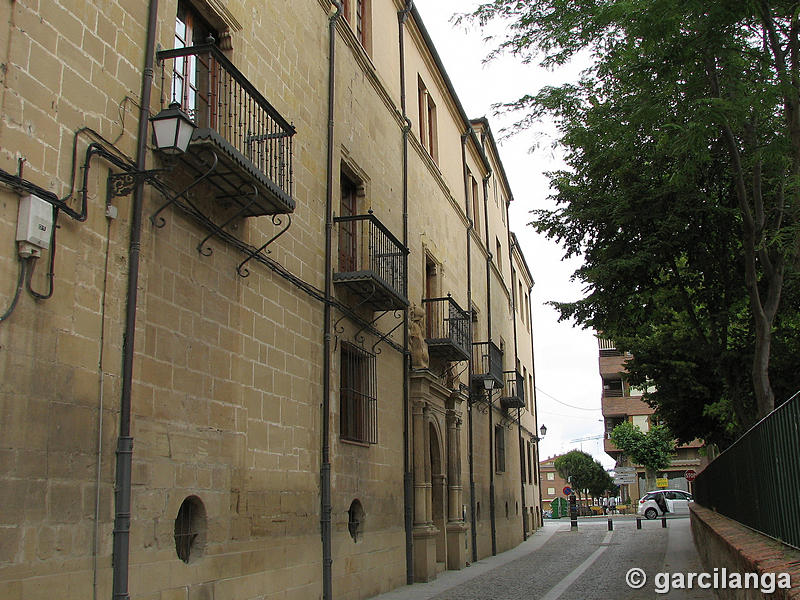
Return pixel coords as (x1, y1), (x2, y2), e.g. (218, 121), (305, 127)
(610, 497), (616, 514)
(655, 491), (669, 514)
(602, 496), (609, 515)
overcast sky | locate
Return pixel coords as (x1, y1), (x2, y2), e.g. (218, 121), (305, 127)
(413, 0), (613, 469)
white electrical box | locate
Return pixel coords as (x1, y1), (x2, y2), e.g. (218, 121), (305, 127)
(16, 194), (54, 250)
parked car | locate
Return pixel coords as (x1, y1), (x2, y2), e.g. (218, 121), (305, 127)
(637, 489), (693, 519)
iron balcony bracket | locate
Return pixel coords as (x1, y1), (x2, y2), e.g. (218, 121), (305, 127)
(236, 213), (292, 278)
(150, 150), (219, 228)
(371, 312), (404, 355)
(198, 184), (259, 256)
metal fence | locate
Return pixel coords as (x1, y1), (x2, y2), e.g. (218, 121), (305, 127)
(694, 390), (800, 550)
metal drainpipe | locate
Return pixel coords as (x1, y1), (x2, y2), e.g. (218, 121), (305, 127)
(529, 295), (542, 528)
(397, 0), (414, 585)
(508, 233), (526, 540)
(322, 4), (342, 599)
(461, 131), (478, 563)
(112, 1), (159, 598)
(481, 168), (496, 556)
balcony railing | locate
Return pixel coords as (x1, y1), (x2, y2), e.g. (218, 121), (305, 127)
(422, 296), (470, 362)
(157, 43), (295, 216)
(598, 337), (623, 357)
(471, 341), (504, 390)
(598, 337), (616, 350)
(500, 370), (525, 410)
(333, 211), (408, 310)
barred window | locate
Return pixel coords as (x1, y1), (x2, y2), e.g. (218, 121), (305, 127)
(495, 425), (505, 472)
(527, 441), (533, 484)
(340, 342), (378, 444)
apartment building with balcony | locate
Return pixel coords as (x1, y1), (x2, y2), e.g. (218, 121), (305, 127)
(0, 1), (540, 599)
(599, 339), (706, 501)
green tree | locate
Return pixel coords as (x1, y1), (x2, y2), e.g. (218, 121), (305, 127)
(554, 450), (612, 506)
(465, 0), (800, 435)
(586, 466), (616, 501)
(610, 421), (675, 489)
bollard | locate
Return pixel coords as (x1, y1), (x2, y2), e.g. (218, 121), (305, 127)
(569, 494), (578, 530)
(636, 517), (642, 529)
(607, 518), (613, 531)
(662, 517), (667, 528)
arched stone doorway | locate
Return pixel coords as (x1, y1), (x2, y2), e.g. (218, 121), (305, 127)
(410, 375), (468, 580)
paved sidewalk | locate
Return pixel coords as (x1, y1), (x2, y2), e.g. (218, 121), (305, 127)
(367, 521), (565, 600)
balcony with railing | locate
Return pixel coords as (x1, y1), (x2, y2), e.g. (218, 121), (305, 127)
(500, 370), (525, 410)
(422, 296), (470, 362)
(333, 211), (408, 311)
(157, 43), (295, 216)
(471, 341), (504, 390)
(602, 378), (624, 397)
(598, 337), (622, 357)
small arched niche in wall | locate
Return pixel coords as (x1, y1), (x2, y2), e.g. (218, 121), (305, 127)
(348, 499), (365, 543)
(174, 495), (207, 563)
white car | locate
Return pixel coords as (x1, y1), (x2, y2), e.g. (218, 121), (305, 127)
(637, 489), (693, 519)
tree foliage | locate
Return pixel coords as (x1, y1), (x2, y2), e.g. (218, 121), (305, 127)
(553, 450), (614, 499)
(609, 421), (675, 474)
(466, 0), (800, 442)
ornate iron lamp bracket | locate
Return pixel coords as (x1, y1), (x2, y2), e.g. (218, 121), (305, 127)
(107, 169), (169, 198)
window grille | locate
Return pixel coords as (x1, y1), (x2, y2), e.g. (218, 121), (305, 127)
(495, 425), (505, 472)
(340, 342), (378, 444)
(174, 496), (206, 563)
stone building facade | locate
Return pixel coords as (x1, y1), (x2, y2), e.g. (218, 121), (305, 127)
(0, 1), (541, 598)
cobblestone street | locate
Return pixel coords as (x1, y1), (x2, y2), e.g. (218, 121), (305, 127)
(370, 517), (714, 600)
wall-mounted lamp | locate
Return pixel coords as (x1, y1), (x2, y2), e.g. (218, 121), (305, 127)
(150, 102), (196, 155)
(539, 424), (547, 438)
(483, 377), (495, 392)
(108, 102), (196, 198)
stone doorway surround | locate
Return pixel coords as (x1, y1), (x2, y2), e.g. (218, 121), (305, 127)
(410, 370), (467, 582)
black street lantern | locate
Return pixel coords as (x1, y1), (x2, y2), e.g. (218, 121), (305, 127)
(150, 102), (196, 154)
(539, 424), (547, 438)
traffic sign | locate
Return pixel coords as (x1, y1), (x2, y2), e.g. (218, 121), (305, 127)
(614, 467), (636, 474)
(685, 469), (697, 482)
(656, 477), (669, 488)
(613, 477), (636, 485)
(562, 486), (573, 496)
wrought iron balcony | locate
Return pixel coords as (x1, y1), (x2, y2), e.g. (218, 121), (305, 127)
(500, 370), (525, 410)
(422, 296), (470, 362)
(334, 211), (408, 310)
(156, 43), (295, 216)
(471, 341), (504, 390)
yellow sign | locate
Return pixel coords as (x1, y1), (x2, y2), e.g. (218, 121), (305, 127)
(656, 478), (669, 488)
